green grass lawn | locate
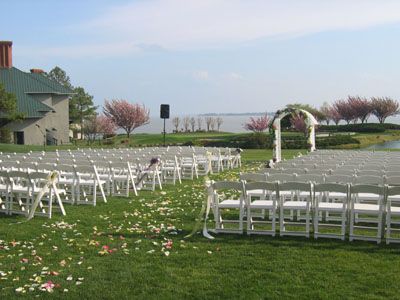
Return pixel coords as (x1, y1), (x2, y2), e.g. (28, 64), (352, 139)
(1, 149), (400, 299)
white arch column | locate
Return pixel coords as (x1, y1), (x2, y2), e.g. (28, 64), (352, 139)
(273, 118), (281, 162)
(309, 125), (316, 152)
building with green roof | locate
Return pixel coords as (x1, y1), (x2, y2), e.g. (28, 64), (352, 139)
(0, 41), (74, 145)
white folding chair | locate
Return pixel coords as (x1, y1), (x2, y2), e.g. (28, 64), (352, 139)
(109, 161), (138, 197)
(279, 182), (312, 238)
(211, 181), (245, 234)
(7, 171), (32, 216)
(246, 181), (278, 236)
(0, 170), (10, 214)
(74, 165), (107, 205)
(314, 183), (348, 240)
(385, 185), (400, 244)
(29, 171), (66, 218)
(93, 160), (112, 196)
(161, 155), (182, 185)
(137, 162), (162, 191)
(180, 154), (199, 180)
(349, 184), (384, 244)
(54, 164), (76, 204)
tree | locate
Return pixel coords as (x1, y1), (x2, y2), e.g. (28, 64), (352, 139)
(0, 83), (23, 125)
(97, 114), (116, 137)
(244, 114), (270, 132)
(216, 117), (223, 131)
(83, 115), (99, 143)
(371, 97), (400, 123)
(46, 66), (72, 89)
(190, 117), (196, 132)
(333, 99), (357, 124)
(286, 103), (324, 123)
(319, 102), (331, 125)
(172, 117), (180, 132)
(103, 99), (150, 138)
(183, 116), (190, 132)
(347, 96), (372, 123)
(210, 118), (216, 131)
(0, 83), (24, 142)
(69, 87), (97, 139)
(328, 106), (342, 125)
(291, 114), (307, 135)
(84, 114), (115, 143)
(197, 117), (203, 131)
(205, 117), (213, 131)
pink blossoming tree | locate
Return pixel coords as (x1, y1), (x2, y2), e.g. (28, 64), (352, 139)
(97, 115), (116, 136)
(333, 99), (357, 124)
(371, 97), (400, 123)
(291, 114), (307, 135)
(347, 96), (372, 123)
(328, 106), (342, 125)
(244, 114), (270, 132)
(103, 100), (150, 138)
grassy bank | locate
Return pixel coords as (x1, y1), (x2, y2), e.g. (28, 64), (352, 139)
(1, 130), (400, 154)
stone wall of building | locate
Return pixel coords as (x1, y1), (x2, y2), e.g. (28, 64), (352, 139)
(6, 94), (70, 145)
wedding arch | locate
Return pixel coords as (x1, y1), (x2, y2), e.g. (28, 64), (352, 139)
(269, 108), (318, 162)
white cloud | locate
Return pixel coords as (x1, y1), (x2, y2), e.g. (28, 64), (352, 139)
(193, 70), (209, 81)
(81, 0), (400, 50)
(17, 42), (141, 59)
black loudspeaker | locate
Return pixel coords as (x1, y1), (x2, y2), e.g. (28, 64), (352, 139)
(160, 104), (170, 119)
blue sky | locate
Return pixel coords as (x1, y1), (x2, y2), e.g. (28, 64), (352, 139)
(2, 0), (400, 116)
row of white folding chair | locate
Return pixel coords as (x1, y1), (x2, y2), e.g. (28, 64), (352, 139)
(210, 180), (391, 243)
(5, 160), (132, 201)
(0, 170), (65, 218)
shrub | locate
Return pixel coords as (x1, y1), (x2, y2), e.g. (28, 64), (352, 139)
(316, 135), (359, 148)
(103, 138), (115, 145)
(0, 127), (11, 144)
(318, 123), (400, 133)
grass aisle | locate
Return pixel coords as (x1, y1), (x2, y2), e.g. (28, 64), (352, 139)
(0, 150), (399, 299)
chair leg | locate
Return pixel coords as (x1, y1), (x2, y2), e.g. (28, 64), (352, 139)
(152, 173), (156, 191)
(49, 192), (53, 219)
(239, 207), (243, 232)
(314, 207), (319, 238)
(377, 212), (383, 244)
(341, 208), (346, 240)
(214, 206), (221, 230)
(349, 211), (354, 242)
(157, 172), (162, 190)
(305, 207), (310, 238)
(272, 206), (276, 236)
(279, 200), (284, 235)
(386, 211), (391, 244)
(247, 205), (251, 233)
(93, 185), (97, 206)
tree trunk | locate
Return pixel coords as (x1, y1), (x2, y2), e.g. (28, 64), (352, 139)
(80, 115), (84, 140)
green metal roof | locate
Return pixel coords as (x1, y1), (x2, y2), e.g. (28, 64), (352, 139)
(0, 67), (74, 118)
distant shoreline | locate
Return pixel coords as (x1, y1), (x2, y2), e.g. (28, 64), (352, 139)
(198, 112), (274, 116)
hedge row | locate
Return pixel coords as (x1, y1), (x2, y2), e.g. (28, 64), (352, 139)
(196, 134), (359, 149)
(318, 123), (400, 133)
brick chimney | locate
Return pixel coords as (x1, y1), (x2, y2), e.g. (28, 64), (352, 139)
(30, 69), (44, 74)
(0, 41), (12, 68)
